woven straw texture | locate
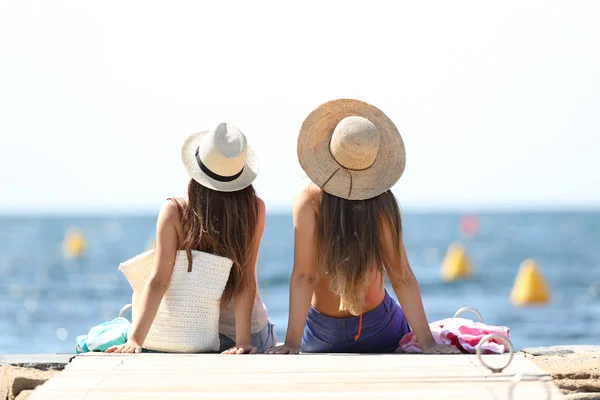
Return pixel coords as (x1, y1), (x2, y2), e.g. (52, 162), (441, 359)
(297, 99), (406, 200)
(119, 249), (233, 353)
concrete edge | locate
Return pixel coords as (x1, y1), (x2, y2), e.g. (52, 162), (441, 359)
(521, 346), (600, 357)
(0, 354), (75, 371)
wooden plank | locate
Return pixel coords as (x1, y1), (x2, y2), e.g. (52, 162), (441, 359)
(30, 354), (565, 400)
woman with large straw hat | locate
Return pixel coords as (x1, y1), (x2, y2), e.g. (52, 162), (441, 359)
(107, 123), (276, 355)
(267, 99), (458, 354)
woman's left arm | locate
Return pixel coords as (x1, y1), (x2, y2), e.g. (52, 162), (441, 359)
(222, 198), (266, 355)
(106, 200), (180, 353)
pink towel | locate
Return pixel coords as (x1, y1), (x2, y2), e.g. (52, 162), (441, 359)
(397, 318), (510, 354)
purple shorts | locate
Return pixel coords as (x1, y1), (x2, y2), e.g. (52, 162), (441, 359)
(301, 290), (411, 353)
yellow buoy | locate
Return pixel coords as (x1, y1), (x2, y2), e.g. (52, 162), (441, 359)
(62, 228), (87, 259)
(510, 259), (550, 306)
(440, 242), (473, 282)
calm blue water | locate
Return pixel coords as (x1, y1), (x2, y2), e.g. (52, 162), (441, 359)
(1, 212), (599, 354)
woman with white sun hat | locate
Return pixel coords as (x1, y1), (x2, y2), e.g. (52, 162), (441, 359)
(108, 122), (276, 355)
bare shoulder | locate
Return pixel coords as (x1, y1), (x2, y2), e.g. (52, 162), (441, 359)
(292, 186), (317, 268)
(255, 196), (266, 231)
(293, 185), (318, 226)
(155, 200), (184, 247)
(158, 200), (180, 225)
(294, 184), (319, 212)
(256, 196), (266, 216)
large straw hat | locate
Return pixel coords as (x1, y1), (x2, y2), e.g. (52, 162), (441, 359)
(181, 122), (258, 192)
(297, 99), (406, 200)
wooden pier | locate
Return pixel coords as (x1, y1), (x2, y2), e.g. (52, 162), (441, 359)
(30, 353), (564, 399)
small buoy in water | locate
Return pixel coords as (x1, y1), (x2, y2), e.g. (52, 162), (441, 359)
(62, 228), (87, 258)
(441, 242), (473, 282)
(460, 214), (480, 238)
(145, 235), (156, 251)
(510, 259), (550, 306)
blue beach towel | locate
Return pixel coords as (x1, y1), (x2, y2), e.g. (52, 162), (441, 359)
(75, 317), (130, 354)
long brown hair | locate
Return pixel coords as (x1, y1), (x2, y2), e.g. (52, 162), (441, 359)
(180, 179), (259, 305)
(314, 189), (410, 315)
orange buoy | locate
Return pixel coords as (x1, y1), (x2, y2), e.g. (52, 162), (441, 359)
(510, 259), (550, 306)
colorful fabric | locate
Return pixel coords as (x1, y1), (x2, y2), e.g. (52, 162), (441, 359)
(398, 317), (510, 354)
(76, 317), (130, 354)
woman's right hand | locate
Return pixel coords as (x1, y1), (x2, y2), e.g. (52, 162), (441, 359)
(105, 340), (142, 354)
(265, 343), (300, 354)
(422, 344), (461, 355)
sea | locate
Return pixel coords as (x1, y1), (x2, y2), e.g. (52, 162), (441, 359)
(1, 212), (599, 354)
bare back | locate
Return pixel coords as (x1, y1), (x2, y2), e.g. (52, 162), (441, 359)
(297, 185), (387, 318)
(312, 274), (385, 318)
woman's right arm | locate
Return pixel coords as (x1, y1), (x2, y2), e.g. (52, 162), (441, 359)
(384, 226), (460, 354)
(106, 201), (180, 353)
(266, 188), (317, 354)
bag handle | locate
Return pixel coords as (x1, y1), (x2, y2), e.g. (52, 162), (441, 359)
(166, 197), (193, 273)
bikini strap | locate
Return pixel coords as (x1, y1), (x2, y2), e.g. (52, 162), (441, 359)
(166, 197), (193, 273)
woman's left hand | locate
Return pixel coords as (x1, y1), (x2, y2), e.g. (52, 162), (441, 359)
(423, 344), (462, 354)
(222, 344), (257, 354)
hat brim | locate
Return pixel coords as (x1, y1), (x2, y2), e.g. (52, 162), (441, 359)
(181, 131), (258, 192)
(297, 99), (406, 200)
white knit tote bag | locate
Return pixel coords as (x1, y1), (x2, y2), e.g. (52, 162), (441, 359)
(119, 249), (233, 352)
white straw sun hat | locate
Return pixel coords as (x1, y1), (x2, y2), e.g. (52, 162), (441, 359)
(182, 122), (258, 192)
(297, 99), (406, 200)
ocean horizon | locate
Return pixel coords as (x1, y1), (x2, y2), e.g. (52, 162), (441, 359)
(1, 211), (599, 354)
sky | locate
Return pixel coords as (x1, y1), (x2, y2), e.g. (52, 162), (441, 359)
(0, 1), (599, 213)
